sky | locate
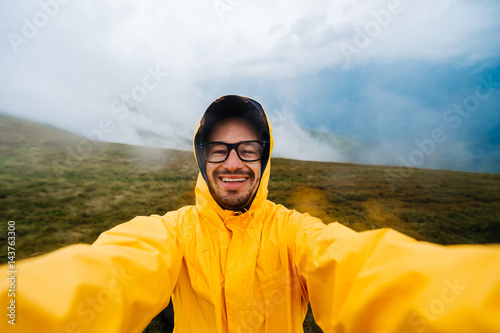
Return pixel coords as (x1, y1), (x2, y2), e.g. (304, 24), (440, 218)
(1, 0), (500, 173)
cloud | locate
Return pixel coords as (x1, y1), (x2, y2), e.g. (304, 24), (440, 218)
(1, 0), (499, 173)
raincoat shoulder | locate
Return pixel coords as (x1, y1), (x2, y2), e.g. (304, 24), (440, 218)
(0, 213), (187, 332)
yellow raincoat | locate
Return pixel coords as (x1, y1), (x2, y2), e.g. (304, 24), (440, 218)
(1, 96), (500, 332)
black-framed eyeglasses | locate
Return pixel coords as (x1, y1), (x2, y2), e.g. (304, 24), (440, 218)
(202, 140), (266, 163)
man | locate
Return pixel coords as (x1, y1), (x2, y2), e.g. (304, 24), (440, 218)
(1, 95), (500, 332)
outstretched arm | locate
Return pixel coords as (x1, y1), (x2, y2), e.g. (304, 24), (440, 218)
(1, 215), (183, 333)
(294, 219), (500, 332)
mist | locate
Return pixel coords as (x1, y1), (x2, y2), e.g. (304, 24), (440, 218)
(1, 0), (499, 173)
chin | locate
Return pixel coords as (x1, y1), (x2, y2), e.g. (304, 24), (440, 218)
(220, 198), (250, 210)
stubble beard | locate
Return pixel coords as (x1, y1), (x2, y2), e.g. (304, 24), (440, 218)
(208, 170), (257, 210)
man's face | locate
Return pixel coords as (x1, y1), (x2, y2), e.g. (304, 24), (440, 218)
(205, 117), (262, 210)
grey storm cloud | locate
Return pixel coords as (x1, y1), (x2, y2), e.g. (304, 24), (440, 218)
(1, 0), (499, 172)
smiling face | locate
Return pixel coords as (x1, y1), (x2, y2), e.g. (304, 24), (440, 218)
(205, 117), (262, 210)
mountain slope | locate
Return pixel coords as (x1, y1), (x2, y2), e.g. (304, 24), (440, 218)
(1, 113), (499, 262)
(1, 114), (499, 332)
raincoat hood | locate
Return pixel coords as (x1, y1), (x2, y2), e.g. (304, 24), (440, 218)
(193, 95), (273, 213)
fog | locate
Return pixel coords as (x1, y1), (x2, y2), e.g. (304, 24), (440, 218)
(1, 0), (499, 173)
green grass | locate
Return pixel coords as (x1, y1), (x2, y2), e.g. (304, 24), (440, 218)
(1, 115), (499, 332)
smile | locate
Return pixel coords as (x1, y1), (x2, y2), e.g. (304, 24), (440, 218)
(221, 178), (247, 183)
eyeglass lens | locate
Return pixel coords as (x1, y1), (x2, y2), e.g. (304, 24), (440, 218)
(205, 141), (264, 163)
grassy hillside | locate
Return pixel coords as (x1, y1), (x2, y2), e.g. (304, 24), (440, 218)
(1, 114), (499, 331)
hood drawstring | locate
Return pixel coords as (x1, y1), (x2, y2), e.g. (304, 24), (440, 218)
(202, 211), (234, 253)
(203, 209), (262, 254)
(249, 213), (263, 256)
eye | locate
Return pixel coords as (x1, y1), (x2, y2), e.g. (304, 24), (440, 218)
(239, 142), (262, 158)
(206, 144), (227, 155)
(241, 149), (257, 155)
(213, 149), (226, 154)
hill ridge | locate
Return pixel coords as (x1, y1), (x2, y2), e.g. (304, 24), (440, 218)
(1, 113), (499, 261)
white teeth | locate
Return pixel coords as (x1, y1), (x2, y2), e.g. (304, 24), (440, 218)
(222, 178), (246, 182)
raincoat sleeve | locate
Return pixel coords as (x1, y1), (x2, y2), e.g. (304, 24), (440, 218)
(293, 218), (500, 333)
(0, 214), (184, 333)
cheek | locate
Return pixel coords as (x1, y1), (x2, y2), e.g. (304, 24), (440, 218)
(206, 164), (216, 178)
(250, 165), (261, 182)
(205, 168), (216, 187)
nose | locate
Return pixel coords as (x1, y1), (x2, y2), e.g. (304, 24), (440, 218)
(223, 148), (244, 171)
